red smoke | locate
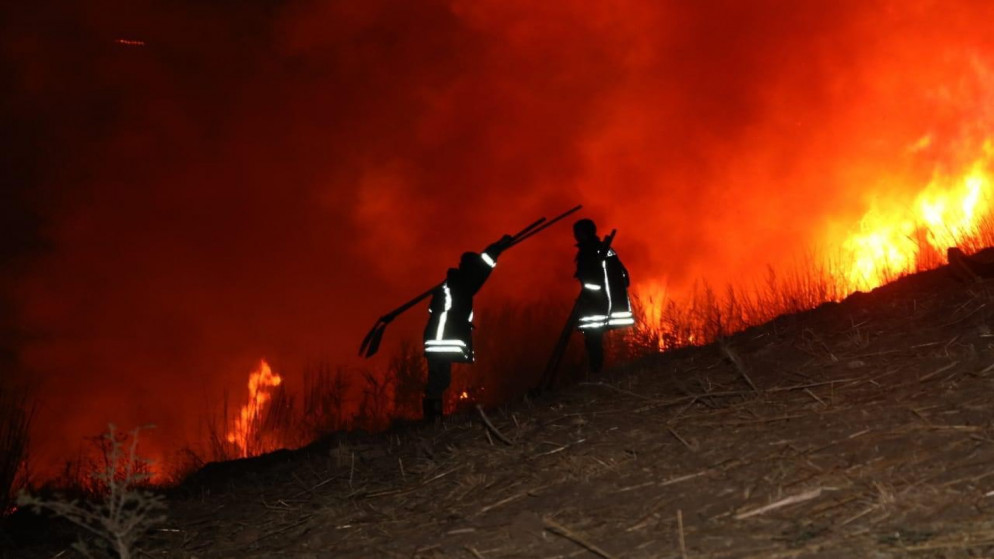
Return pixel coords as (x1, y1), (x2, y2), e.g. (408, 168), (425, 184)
(3, 0), (994, 478)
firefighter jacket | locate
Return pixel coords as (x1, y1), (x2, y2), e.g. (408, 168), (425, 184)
(575, 238), (634, 332)
(423, 250), (499, 362)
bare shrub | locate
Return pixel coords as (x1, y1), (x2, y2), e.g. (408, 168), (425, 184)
(163, 447), (205, 486)
(204, 391), (239, 463)
(18, 424), (166, 559)
(355, 370), (392, 431)
(301, 362), (353, 437)
(0, 383), (31, 515)
(258, 383), (297, 450)
(472, 299), (582, 398)
(389, 341), (426, 420)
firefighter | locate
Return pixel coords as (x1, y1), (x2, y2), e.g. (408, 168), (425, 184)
(421, 234), (514, 421)
(573, 218), (634, 373)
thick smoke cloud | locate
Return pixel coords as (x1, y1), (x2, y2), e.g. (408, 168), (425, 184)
(3, 0), (993, 474)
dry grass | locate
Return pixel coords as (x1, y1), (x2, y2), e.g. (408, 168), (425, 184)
(0, 383), (31, 516)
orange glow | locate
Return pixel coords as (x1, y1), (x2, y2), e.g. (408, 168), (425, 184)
(16, 1), (994, 487)
(227, 359), (283, 458)
(458, 390), (469, 400)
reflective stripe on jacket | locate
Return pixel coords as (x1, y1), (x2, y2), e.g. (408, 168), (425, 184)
(575, 243), (633, 332)
(423, 251), (497, 362)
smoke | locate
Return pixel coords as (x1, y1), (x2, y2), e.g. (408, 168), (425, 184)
(3, 0), (994, 476)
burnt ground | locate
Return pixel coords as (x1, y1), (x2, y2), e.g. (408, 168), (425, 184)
(10, 262), (994, 558)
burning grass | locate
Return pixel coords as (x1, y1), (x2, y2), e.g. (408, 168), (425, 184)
(631, 137), (994, 353)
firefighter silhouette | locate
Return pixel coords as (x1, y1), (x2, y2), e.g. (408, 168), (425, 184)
(422, 235), (513, 421)
(573, 218), (634, 373)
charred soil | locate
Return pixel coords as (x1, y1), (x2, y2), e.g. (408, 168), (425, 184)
(9, 263), (994, 558)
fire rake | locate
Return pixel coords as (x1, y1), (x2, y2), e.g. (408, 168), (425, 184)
(359, 204), (583, 358)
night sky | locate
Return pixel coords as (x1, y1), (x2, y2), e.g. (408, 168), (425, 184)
(4, 0), (993, 477)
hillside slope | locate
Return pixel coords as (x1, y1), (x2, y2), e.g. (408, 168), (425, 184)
(11, 262), (994, 558)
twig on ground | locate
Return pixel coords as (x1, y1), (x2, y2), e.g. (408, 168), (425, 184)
(919, 361), (958, 382)
(840, 504), (878, 526)
(940, 303), (985, 328)
(735, 488), (827, 519)
(626, 495), (672, 532)
(414, 465), (465, 491)
(668, 428), (696, 451)
(720, 340), (759, 392)
(479, 491), (527, 514)
(544, 517), (616, 559)
(677, 509), (687, 559)
(976, 361), (994, 376)
(804, 388), (827, 406)
(476, 405), (513, 445)
(349, 451), (355, 488)
(536, 439), (586, 457)
(584, 379), (856, 409)
(661, 470), (710, 487)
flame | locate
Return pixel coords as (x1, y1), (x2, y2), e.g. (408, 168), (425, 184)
(637, 280), (668, 329)
(114, 38), (146, 46)
(451, 386), (485, 411)
(839, 141), (993, 292)
(227, 359), (283, 458)
(632, 139), (994, 351)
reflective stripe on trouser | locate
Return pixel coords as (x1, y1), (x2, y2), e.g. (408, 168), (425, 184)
(578, 314), (609, 331)
(608, 310), (635, 327)
(425, 339), (470, 360)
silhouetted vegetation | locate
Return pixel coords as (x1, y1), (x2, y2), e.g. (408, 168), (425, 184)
(0, 383), (31, 516)
(17, 425), (166, 559)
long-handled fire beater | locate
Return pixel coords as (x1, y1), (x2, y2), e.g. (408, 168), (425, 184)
(358, 205), (582, 359)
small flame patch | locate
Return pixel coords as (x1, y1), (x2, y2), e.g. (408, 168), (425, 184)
(227, 359), (283, 458)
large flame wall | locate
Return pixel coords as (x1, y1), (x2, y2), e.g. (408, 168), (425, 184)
(4, 0), (994, 478)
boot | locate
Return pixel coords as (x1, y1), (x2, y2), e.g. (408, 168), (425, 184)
(422, 398), (443, 423)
